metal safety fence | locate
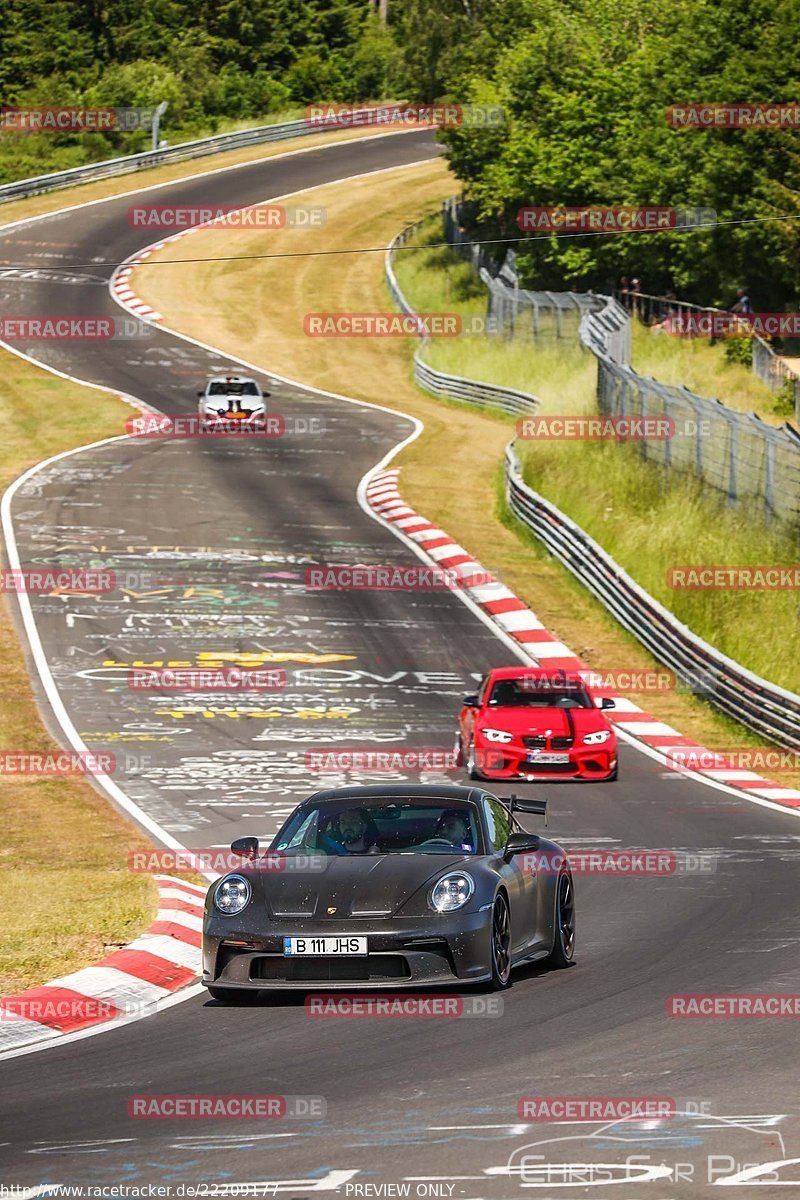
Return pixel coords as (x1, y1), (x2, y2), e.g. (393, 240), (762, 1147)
(752, 336), (800, 422)
(442, 197), (800, 524)
(385, 222), (540, 416)
(581, 300), (800, 524)
(615, 287), (800, 423)
(386, 205), (800, 739)
(442, 197), (605, 345)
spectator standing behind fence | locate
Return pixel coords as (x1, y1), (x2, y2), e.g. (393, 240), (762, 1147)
(619, 275), (631, 309)
(731, 287), (752, 314)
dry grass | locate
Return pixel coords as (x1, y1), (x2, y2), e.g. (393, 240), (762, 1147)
(132, 162), (800, 784)
(0, 360), (158, 993)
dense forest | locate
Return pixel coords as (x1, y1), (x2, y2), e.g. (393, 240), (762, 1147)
(1, 0), (798, 307)
(435, 0), (800, 308)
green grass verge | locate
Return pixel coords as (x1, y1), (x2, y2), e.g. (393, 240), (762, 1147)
(394, 218), (800, 694)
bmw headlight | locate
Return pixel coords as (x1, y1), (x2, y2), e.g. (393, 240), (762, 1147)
(213, 874), (251, 914)
(430, 873), (475, 912)
(583, 729), (611, 745)
(481, 727), (513, 743)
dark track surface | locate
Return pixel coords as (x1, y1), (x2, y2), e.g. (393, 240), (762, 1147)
(1, 129), (799, 1197)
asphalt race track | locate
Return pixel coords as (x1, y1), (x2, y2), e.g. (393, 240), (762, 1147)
(1, 128), (800, 1196)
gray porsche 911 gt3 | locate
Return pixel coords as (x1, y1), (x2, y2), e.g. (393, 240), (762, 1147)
(202, 784), (575, 999)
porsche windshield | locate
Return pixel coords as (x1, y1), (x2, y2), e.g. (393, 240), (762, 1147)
(273, 799), (480, 856)
(488, 679), (592, 708)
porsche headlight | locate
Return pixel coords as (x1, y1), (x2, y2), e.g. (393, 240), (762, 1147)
(430, 873), (475, 912)
(481, 727), (513, 743)
(213, 874), (251, 914)
(583, 729), (611, 745)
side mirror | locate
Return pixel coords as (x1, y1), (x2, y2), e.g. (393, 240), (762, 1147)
(231, 836), (259, 859)
(504, 831), (540, 861)
(463, 693), (479, 707)
(196, 390), (205, 398)
(600, 697), (615, 709)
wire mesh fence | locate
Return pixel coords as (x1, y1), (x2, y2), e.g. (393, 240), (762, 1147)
(752, 336), (800, 422)
(594, 355), (800, 523)
(614, 287), (800, 424)
(442, 198), (800, 525)
(442, 198), (601, 344)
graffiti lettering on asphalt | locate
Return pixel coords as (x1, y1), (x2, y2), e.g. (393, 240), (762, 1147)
(101, 651), (357, 666)
(152, 706), (360, 719)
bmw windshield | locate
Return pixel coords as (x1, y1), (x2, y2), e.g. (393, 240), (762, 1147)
(488, 680), (593, 708)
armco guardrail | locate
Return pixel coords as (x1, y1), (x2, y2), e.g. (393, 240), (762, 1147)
(385, 219), (425, 313)
(385, 223), (540, 416)
(412, 357), (541, 416)
(0, 111), (381, 205)
(505, 442), (800, 748)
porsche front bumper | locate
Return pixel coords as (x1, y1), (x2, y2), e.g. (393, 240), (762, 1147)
(202, 910), (494, 990)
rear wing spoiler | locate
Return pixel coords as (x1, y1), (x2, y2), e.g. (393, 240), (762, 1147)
(507, 794), (548, 826)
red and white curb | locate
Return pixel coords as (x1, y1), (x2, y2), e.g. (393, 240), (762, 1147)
(108, 148), (441, 328)
(112, 256), (163, 322)
(111, 210), (269, 324)
(365, 468), (800, 811)
(0, 875), (205, 1052)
